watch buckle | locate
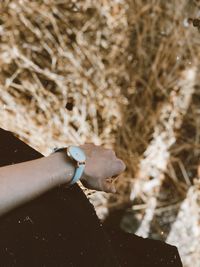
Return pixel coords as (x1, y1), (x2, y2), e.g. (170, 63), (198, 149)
(77, 161), (86, 167)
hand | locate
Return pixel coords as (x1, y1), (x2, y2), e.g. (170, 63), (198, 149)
(79, 143), (126, 193)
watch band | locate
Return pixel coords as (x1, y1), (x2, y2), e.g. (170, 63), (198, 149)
(70, 163), (85, 184)
(53, 147), (85, 185)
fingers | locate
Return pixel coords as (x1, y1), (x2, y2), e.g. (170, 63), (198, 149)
(102, 180), (116, 193)
(103, 148), (126, 171)
(111, 174), (119, 179)
(102, 159), (126, 193)
(103, 148), (126, 176)
(118, 159), (126, 172)
(84, 142), (94, 146)
(110, 159), (126, 177)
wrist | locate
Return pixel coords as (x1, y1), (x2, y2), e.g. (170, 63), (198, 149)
(49, 150), (75, 185)
(52, 145), (87, 185)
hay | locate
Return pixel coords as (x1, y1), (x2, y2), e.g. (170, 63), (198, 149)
(0, 0), (200, 266)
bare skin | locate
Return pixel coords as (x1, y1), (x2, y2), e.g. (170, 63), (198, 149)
(0, 143), (126, 216)
(80, 143), (126, 193)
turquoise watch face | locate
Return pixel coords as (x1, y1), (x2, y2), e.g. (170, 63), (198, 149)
(68, 146), (86, 162)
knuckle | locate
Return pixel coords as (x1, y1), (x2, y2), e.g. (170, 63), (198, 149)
(116, 159), (126, 172)
(107, 149), (116, 156)
(84, 142), (93, 146)
(103, 183), (111, 193)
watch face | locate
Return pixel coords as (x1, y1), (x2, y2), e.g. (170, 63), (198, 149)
(68, 146), (86, 162)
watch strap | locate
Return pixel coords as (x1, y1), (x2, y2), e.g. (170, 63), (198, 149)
(70, 163), (85, 185)
(53, 147), (85, 185)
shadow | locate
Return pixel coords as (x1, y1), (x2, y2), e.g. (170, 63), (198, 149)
(148, 84), (200, 241)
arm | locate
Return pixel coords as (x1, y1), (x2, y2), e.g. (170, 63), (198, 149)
(0, 151), (75, 216)
(0, 143), (126, 217)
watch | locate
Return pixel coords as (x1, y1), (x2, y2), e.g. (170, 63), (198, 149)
(53, 145), (86, 185)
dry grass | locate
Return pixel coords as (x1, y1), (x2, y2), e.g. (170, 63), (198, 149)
(0, 0), (200, 266)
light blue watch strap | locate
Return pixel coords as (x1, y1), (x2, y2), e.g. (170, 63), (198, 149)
(70, 164), (85, 185)
(53, 146), (86, 185)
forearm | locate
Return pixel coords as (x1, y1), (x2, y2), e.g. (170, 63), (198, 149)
(0, 151), (75, 216)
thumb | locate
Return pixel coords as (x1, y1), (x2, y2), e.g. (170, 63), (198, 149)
(103, 180), (116, 193)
